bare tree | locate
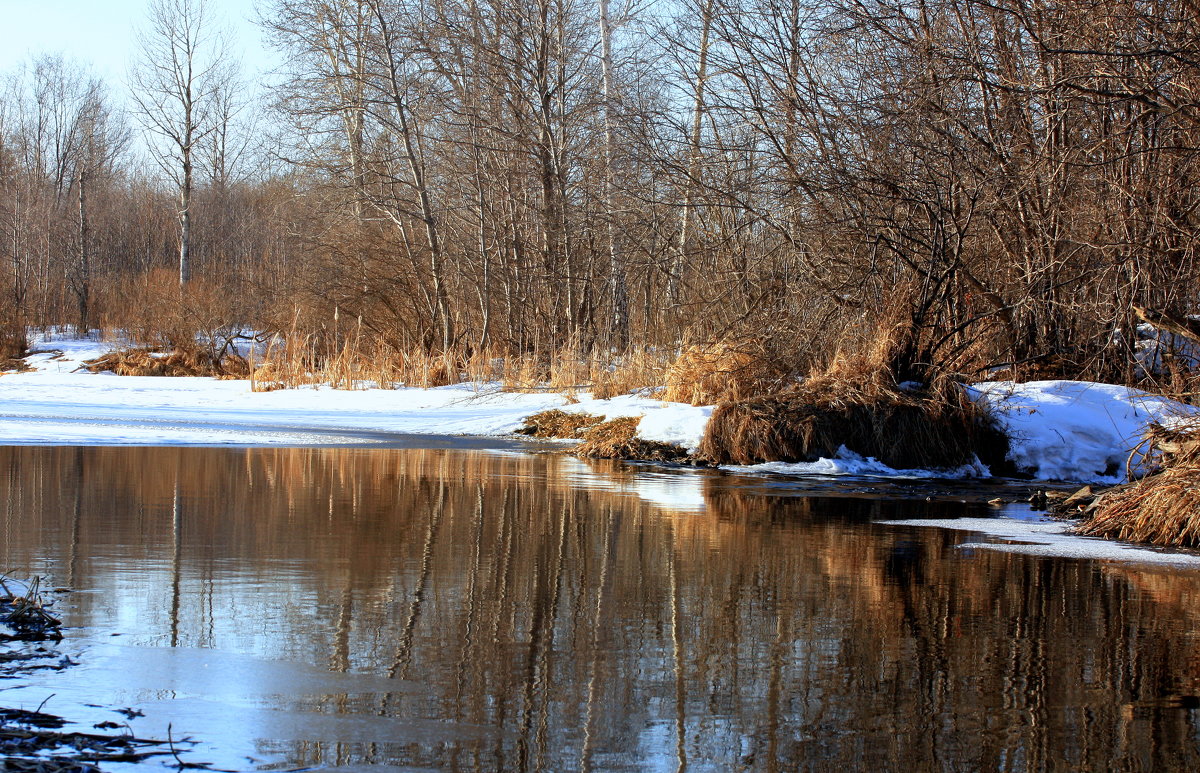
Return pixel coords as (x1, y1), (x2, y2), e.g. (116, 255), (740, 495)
(130, 0), (235, 286)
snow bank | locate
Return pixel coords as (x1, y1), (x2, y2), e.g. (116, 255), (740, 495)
(971, 380), (1196, 483)
(563, 394), (711, 451)
(1, 330), (711, 448)
(6, 332), (1198, 485)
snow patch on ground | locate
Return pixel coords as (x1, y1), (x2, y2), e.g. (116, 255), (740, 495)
(583, 395), (711, 451)
(971, 380), (1197, 483)
(2, 330), (710, 448)
(884, 511), (1200, 567)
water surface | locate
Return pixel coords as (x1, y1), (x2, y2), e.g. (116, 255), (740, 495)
(2, 446), (1200, 771)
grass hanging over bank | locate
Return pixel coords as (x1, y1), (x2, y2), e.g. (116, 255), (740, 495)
(1075, 421), (1200, 547)
(696, 335), (1010, 471)
(574, 417), (691, 462)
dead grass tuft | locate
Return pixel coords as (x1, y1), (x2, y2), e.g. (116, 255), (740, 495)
(695, 311), (1010, 469)
(574, 416), (690, 462)
(83, 347), (249, 378)
(698, 373), (1008, 470)
(515, 410), (606, 439)
(663, 340), (789, 405)
(1076, 420), (1200, 547)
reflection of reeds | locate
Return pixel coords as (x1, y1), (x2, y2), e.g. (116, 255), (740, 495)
(3, 447), (1200, 770)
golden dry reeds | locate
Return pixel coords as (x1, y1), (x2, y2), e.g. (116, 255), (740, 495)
(574, 416), (690, 462)
(1075, 471), (1200, 547)
(1075, 420), (1200, 547)
(662, 340), (789, 405)
(589, 347), (670, 399)
(499, 341), (670, 398)
(83, 347), (249, 378)
(696, 325), (1009, 470)
(249, 324), (465, 392)
(515, 410), (606, 439)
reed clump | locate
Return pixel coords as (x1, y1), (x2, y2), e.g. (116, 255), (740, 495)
(697, 349), (1008, 470)
(574, 416), (690, 462)
(1075, 420), (1200, 547)
(83, 346), (249, 378)
(662, 340), (790, 405)
(515, 410), (606, 438)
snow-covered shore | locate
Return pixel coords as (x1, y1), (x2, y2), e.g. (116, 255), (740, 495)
(0, 332), (711, 449)
(2, 331), (1194, 483)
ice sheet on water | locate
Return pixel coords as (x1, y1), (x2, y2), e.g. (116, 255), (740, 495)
(883, 511), (1200, 567)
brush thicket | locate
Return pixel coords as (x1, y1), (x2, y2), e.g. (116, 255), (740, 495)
(1076, 420), (1200, 547)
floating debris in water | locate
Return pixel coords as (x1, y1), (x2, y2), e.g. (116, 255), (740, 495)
(0, 576), (63, 642)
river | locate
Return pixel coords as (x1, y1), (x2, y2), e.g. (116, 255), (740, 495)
(2, 445), (1200, 771)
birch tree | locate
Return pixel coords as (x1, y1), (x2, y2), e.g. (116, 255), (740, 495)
(130, 0), (235, 286)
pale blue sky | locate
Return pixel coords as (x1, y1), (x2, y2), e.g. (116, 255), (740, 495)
(0, 0), (277, 94)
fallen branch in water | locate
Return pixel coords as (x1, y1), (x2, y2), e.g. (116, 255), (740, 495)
(0, 575), (63, 642)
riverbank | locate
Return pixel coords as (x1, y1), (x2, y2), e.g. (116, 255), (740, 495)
(1, 330), (1194, 484)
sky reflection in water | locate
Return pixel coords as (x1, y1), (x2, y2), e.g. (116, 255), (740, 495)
(2, 446), (1200, 771)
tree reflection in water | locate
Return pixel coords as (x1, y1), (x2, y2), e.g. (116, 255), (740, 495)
(1, 446), (1199, 771)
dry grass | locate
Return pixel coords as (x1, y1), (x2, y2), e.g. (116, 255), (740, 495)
(697, 332), (1009, 470)
(695, 311), (1011, 469)
(499, 342), (670, 398)
(590, 347), (670, 399)
(83, 346), (249, 378)
(662, 340), (789, 405)
(574, 416), (690, 462)
(1076, 420), (1200, 547)
(515, 410), (606, 439)
(250, 325), (464, 392)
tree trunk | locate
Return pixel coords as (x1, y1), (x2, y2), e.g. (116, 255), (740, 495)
(76, 168), (90, 330)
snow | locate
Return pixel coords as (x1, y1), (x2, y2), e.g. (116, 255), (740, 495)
(589, 395), (711, 451)
(1123, 321), (1200, 377)
(0, 330), (708, 448)
(884, 509), (1200, 567)
(4, 332), (1198, 484)
(971, 380), (1197, 483)
(726, 446), (990, 480)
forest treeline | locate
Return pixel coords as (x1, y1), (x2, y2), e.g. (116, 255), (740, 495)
(2, 0), (1199, 390)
